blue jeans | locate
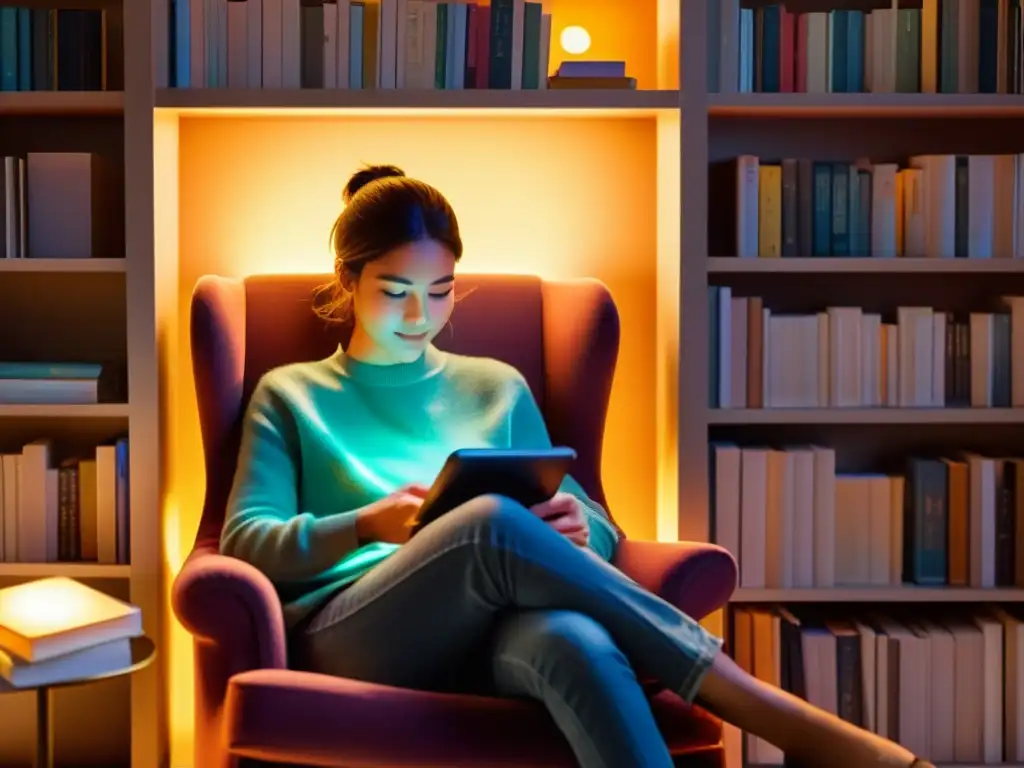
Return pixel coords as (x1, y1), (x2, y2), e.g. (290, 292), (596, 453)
(290, 494), (724, 768)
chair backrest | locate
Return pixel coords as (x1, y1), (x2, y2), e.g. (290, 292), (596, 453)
(188, 272), (622, 554)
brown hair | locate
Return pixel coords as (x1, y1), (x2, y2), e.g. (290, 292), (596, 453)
(315, 164), (463, 322)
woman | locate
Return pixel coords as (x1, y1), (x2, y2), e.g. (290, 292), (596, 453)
(220, 164), (933, 768)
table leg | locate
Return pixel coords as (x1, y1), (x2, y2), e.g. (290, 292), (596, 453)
(35, 686), (53, 768)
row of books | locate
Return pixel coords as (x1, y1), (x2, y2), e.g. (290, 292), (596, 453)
(713, 445), (1024, 591)
(725, 1), (1024, 95)
(730, 604), (1024, 764)
(170, 0), (553, 91)
(1, 152), (110, 261)
(0, 437), (128, 566)
(710, 154), (1024, 261)
(709, 289), (1023, 410)
(0, 8), (119, 92)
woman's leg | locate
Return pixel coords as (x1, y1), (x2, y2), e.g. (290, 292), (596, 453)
(291, 495), (927, 768)
(485, 609), (674, 768)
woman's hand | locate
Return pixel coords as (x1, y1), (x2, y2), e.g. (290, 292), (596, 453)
(355, 484), (430, 545)
(530, 492), (590, 547)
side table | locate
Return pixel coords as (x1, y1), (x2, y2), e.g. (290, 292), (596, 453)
(0, 635), (156, 768)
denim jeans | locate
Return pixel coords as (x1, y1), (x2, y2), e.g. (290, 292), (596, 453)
(289, 494), (724, 768)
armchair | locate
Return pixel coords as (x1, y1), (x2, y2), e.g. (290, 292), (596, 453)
(172, 273), (737, 768)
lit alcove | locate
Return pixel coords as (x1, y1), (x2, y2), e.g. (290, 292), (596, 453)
(151, 0), (681, 763)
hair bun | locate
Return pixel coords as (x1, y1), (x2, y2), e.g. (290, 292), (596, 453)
(343, 164), (406, 202)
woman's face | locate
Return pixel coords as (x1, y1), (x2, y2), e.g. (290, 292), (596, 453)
(348, 239), (457, 364)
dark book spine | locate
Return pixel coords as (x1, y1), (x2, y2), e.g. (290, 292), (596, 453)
(487, 0), (513, 88)
(835, 635), (864, 727)
(300, 0), (324, 88)
(996, 460), (1017, 585)
(955, 156), (969, 257)
(58, 465), (70, 561)
(783, 617), (806, 700)
(781, 159), (799, 256)
(903, 458), (949, 584)
(812, 162), (832, 256)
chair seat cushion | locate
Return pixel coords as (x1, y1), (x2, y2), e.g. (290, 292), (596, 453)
(225, 668), (723, 767)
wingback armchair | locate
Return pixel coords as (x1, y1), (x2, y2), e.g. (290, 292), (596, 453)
(172, 272), (737, 768)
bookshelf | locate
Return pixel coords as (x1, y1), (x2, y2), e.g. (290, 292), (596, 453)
(705, 0), (1024, 766)
(0, 0), (161, 766)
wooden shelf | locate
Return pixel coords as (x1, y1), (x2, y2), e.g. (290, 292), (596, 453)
(154, 87), (680, 116)
(707, 257), (1024, 274)
(0, 91), (123, 115)
(707, 92), (1024, 117)
(733, 587), (1024, 602)
(0, 404), (129, 418)
(0, 258), (126, 273)
(708, 408), (1024, 425)
(0, 562), (130, 579)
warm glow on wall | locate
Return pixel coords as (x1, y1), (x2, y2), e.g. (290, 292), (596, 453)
(165, 111), (672, 768)
(560, 25), (592, 55)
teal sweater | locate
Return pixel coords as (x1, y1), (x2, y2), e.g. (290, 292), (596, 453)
(220, 344), (620, 630)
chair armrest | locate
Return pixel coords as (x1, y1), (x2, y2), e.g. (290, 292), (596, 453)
(172, 548), (289, 672)
(613, 539), (737, 621)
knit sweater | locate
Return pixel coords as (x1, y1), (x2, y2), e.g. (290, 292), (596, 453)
(220, 345), (620, 630)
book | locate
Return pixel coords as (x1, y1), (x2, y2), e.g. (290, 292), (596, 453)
(0, 577), (142, 663)
(0, 636), (131, 688)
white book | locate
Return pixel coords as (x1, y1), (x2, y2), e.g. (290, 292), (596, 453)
(509, 0), (524, 89)
(18, 441), (57, 563)
(323, 0), (337, 87)
(790, 448), (815, 587)
(334, 0), (351, 87)
(711, 444), (741, 573)
(538, 13), (551, 88)
(870, 163), (898, 257)
(909, 154), (957, 258)
(739, 448), (768, 588)
(735, 155), (759, 258)
(0, 637), (132, 688)
(812, 446), (836, 587)
(967, 154), (994, 258)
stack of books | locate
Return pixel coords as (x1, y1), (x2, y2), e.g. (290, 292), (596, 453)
(547, 60), (635, 89)
(0, 577), (142, 689)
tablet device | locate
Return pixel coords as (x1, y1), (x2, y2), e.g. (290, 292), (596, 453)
(409, 447), (577, 534)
